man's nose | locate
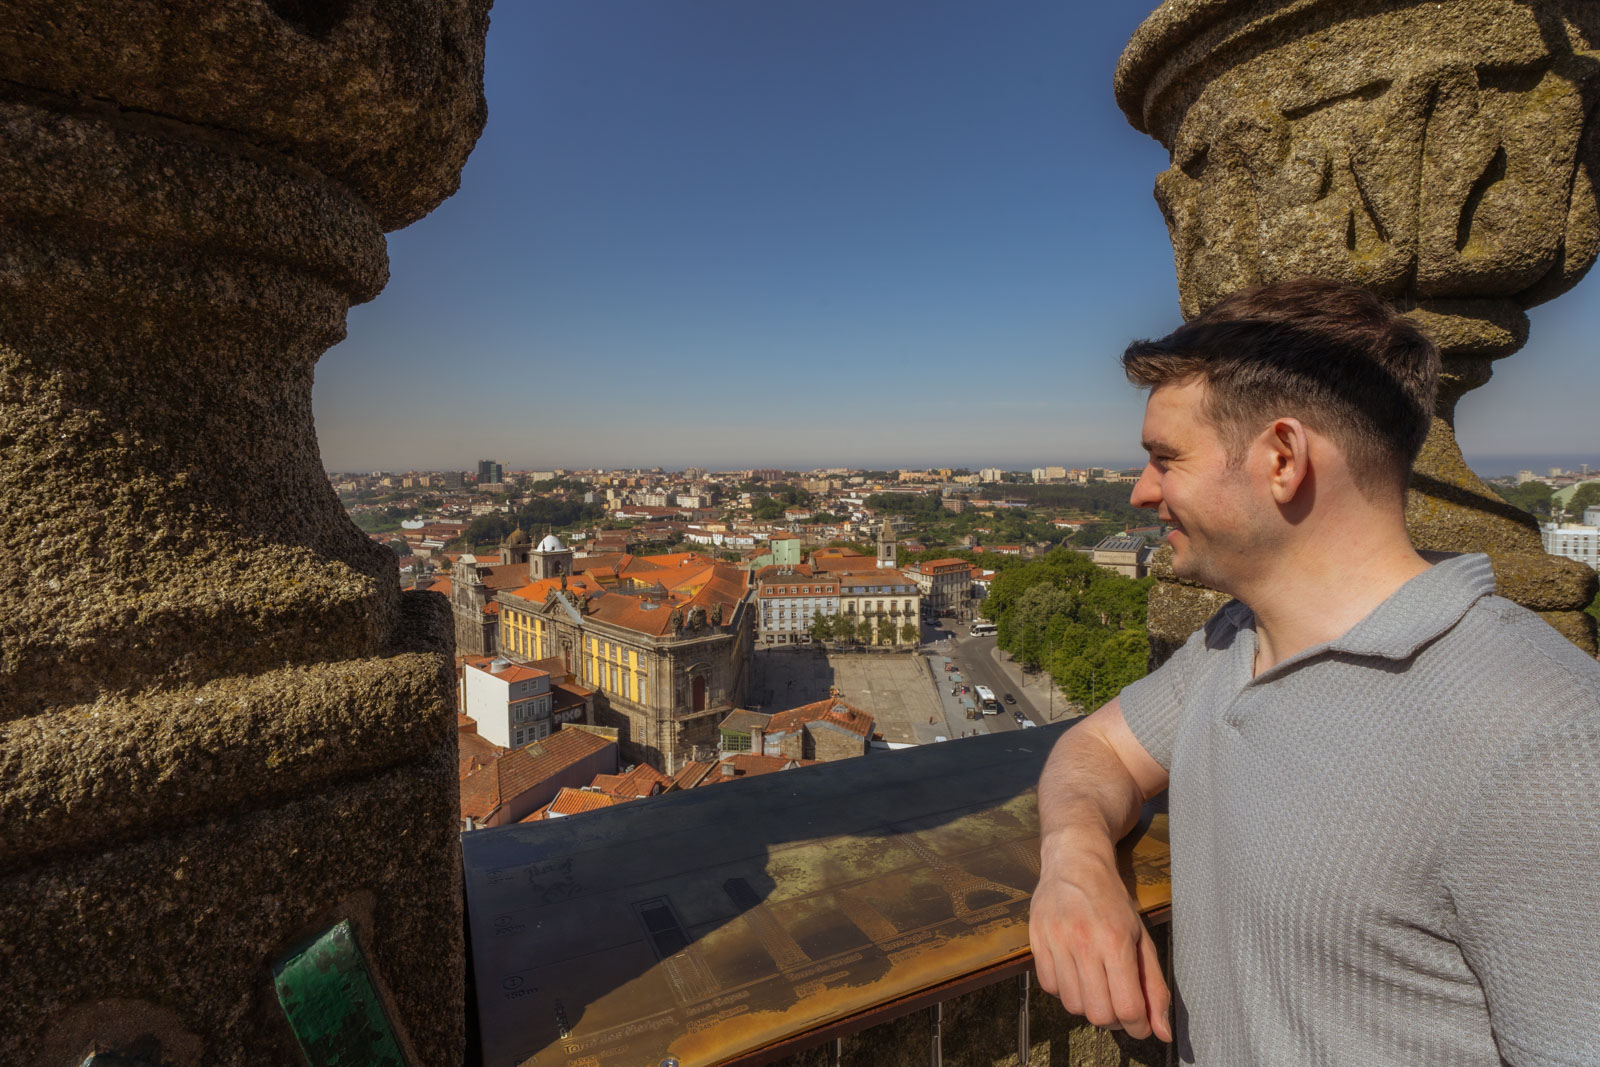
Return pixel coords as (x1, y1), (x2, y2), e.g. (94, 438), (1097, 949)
(1130, 465), (1160, 509)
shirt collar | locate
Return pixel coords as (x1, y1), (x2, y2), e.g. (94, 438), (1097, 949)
(1324, 552), (1495, 660)
(1218, 553), (1496, 664)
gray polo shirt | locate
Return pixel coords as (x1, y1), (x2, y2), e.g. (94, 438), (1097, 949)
(1121, 554), (1600, 1065)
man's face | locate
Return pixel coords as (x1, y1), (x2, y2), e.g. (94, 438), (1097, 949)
(1130, 380), (1270, 593)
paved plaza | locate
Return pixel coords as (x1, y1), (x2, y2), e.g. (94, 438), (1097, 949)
(751, 649), (949, 745)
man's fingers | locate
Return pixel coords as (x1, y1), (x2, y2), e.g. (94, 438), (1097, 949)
(1073, 947), (1118, 1030)
(1138, 927), (1173, 1043)
(1106, 936), (1153, 1039)
(1053, 947), (1083, 1017)
(1031, 918), (1059, 995)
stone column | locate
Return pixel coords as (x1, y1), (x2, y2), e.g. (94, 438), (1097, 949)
(1115, 0), (1600, 662)
(0, 1), (489, 1062)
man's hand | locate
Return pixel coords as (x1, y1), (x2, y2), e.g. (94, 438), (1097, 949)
(1029, 698), (1172, 1042)
(1029, 828), (1171, 1041)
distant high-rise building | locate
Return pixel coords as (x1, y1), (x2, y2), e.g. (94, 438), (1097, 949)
(1542, 518), (1599, 571)
(477, 459), (503, 484)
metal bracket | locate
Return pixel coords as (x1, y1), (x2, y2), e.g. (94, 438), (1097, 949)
(928, 1002), (943, 1067)
(1017, 972), (1031, 1066)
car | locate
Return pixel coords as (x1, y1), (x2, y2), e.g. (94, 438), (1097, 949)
(1012, 710), (1026, 726)
(1003, 693), (1016, 705)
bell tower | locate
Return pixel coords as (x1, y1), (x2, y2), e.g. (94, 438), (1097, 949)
(532, 530), (575, 580)
(877, 520), (897, 569)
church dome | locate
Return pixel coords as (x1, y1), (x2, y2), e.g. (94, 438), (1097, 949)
(536, 533), (566, 553)
(504, 526), (530, 546)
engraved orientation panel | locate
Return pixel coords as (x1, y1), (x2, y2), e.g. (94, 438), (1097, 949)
(462, 724), (1171, 1067)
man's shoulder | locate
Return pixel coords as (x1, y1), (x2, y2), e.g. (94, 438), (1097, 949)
(1440, 592), (1600, 724)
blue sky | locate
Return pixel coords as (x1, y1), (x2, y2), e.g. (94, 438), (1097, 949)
(314, 0), (1600, 475)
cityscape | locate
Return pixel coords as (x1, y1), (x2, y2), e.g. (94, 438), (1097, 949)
(337, 456), (1600, 827)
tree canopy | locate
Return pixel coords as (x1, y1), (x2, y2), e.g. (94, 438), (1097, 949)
(1491, 481), (1555, 518)
(1565, 481), (1600, 518)
(981, 547), (1152, 710)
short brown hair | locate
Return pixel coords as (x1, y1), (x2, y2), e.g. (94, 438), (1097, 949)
(1122, 278), (1438, 487)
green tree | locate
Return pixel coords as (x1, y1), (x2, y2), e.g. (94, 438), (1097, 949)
(1491, 481), (1555, 519)
(831, 613), (857, 644)
(453, 513), (511, 549)
(1564, 481), (1600, 518)
(901, 621), (920, 644)
(809, 610), (833, 644)
(1005, 584), (1076, 670)
(1056, 627), (1150, 711)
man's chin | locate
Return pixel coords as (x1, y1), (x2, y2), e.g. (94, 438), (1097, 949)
(1168, 550), (1212, 588)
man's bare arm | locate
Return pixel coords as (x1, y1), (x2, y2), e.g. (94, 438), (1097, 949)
(1028, 697), (1172, 1042)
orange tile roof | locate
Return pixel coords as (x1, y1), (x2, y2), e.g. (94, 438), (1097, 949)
(464, 660), (548, 685)
(604, 763), (672, 797)
(764, 697), (875, 739)
(466, 563), (532, 590)
(755, 563), (816, 580)
(811, 555), (883, 573)
(529, 787), (635, 820)
(458, 730), (506, 781)
(709, 754), (819, 782)
(528, 656), (569, 677)
(836, 568), (916, 589)
(670, 760), (720, 790)
(503, 572), (605, 605)
(458, 728), (615, 821)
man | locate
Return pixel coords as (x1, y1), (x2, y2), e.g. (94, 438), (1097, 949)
(1028, 278), (1600, 1064)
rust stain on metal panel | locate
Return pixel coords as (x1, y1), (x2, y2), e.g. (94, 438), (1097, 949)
(462, 723), (1171, 1067)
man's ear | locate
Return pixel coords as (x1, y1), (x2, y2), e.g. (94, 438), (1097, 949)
(1262, 417), (1310, 504)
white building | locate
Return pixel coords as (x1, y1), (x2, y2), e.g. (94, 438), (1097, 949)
(1542, 508), (1600, 570)
(756, 571), (840, 645)
(462, 657), (555, 749)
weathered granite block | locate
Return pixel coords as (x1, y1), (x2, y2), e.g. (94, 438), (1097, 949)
(0, 0), (491, 1060)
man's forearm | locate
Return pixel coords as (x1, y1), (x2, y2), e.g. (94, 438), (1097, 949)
(1029, 701), (1173, 1041)
(1037, 713), (1151, 853)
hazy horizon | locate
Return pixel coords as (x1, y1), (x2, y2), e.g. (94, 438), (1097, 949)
(331, 450), (1599, 481)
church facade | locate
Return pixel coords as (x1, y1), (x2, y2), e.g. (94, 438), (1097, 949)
(494, 539), (755, 771)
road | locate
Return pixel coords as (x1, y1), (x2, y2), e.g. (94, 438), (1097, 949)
(919, 618), (1084, 737)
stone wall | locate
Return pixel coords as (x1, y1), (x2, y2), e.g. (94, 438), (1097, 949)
(0, 2), (491, 1061)
(1117, 0), (1600, 661)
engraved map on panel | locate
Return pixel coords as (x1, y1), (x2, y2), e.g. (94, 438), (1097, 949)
(462, 727), (1171, 1067)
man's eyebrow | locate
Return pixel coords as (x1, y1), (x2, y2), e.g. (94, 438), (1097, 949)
(1142, 438), (1177, 455)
